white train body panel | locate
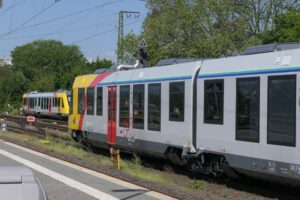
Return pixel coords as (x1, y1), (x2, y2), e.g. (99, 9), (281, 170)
(197, 50), (300, 166)
(72, 47), (300, 183)
(81, 62), (201, 151)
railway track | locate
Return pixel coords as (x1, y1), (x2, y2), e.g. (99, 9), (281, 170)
(0, 114), (299, 199)
(0, 114), (70, 143)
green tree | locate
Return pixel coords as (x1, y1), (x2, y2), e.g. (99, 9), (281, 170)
(85, 57), (112, 73)
(0, 71), (27, 111)
(117, 32), (141, 64)
(119, 0), (300, 66)
(260, 9), (300, 43)
(11, 40), (87, 91)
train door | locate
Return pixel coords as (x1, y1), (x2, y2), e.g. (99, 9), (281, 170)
(107, 86), (117, 144)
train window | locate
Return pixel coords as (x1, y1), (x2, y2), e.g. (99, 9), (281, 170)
(133, 84), (145, 129)
(267, 75), (296, 147)
(38, 98), (40, 106)
(78, 88), (85, 115)
(61, 98), (64, 108)
(87, 87), (95, 115)
(148, 83), (161, 131)
(236, 78), (260, 143)
(46, 98), (49, 109)
(169, 82), (185, 122)
(69, 93), (72, 115)
(41, 98), (43, 109)
(30, 98), (34, 109)
(96, 87), (103, 116)
(119, 85), (130, 128)
(58, 98), (61, 108)
(204, 79), (224, 124)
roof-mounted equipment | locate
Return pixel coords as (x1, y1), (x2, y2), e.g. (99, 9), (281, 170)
(243, 43), (300, 55)
(156, 58), (196, 66)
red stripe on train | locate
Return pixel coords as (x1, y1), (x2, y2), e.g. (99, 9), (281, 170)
(78, 72), (112, 130)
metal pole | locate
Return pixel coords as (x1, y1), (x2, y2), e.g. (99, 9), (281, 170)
(117, 11), (124, 65)
(117, 11), (140, 65)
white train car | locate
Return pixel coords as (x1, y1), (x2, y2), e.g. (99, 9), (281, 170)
(22, 91), (70, 118)
(69, 43), (300, 184)
(196, 45), (300, 183)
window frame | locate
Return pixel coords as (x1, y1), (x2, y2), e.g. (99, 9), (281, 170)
(235, 77), (260, 143)
(119, 85), (130, 128)
(78, 88), (85, 115)
(87, 87), (95, 115)
(169, 81), (185, 122)
(148, 83), (161, 131)
(96, 87), (103, 116)
(61, 97), (64, 108)
(133, 84), (145, 129)
(267, 75), (296, 147)
(204, 79), (224, 125)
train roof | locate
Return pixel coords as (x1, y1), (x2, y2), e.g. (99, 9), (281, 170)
(98, 48), (300, 85)
(72, 46), (300, 88)
(23, 91), (70, 97)
(72, 74), (98, 88)
(98, 61), (202, 86)
(199, 48), (300, 78)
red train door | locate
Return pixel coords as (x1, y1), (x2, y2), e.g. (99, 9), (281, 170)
(107, 86), (117, 144)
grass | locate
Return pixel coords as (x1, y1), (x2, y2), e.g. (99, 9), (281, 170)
(187, 180), (206, 190)
(222, 187), (230, 199)
(121, 155), (167, 184)
(0, 131), (167, 184)
(0, 131), (264, 200)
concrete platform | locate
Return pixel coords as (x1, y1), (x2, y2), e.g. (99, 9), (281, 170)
(0, 139), (176, 200)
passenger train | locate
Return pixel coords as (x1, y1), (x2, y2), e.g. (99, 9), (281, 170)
(22, 91), (70, 118)
(68, 43), (300, 185)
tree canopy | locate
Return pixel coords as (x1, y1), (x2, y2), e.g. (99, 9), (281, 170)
(11, 40), (87, 91)
(261, 8), (300, 43)
(119, 0), (300, 65)
(1, 40), (112, 112)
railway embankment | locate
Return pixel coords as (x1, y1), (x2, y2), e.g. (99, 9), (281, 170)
(0, 115), (298, 200)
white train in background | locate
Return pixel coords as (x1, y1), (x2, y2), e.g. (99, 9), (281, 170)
(69, 43), (300, 185)
(22, 90), (70, 118)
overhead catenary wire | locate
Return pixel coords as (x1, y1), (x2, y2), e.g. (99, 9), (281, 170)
(0, 19), (118, 40)
(3, 0), (61, 36)
(8, 0), (18, 32)
(0, 0), (28, 16)
(3, 0), (122, 35)
(54, 0), (122, 35)
(70, 19), (142, 45)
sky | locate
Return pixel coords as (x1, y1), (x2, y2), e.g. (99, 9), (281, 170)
(0, 0), (147, 62)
